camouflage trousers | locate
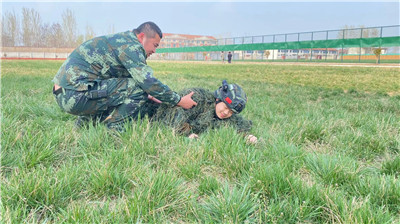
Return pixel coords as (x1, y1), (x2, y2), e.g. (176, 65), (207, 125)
(53, 78), (154, 130)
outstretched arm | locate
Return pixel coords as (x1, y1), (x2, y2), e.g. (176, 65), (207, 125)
(148, 92), (198, 109)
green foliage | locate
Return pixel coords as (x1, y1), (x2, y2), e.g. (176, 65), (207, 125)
(381, 156), (400, 176)
(373, 48), (383, 64)
(198, 176), (220, 195)
(197, 184), (259, 223)
(1, 60), (399, 222)
(373, 48), (382, 57)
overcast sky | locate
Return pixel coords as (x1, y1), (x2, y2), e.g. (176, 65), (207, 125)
(2, 1), (399, 38)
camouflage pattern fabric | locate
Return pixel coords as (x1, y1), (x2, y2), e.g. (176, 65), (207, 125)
(151, 88), (252, 135)
(53, 78), (156, 127)
(52, 30), (181, 127)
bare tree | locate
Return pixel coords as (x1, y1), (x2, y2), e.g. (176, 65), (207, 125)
(31, 9), (42, 47)
(362, 27), (380, 54)
(338, 25), (380, 40)
(2, 10), (20, 47)
(62, 9), (77, 47)
(337, 25), (382, 55)
(22, 8), (32, 46)
(108, 24), (115, 35)
(85, 24), (96, 41)
(362, 28), (379, 38)
(21, 8), (42, 47)
(49, 23), (64, 48)
(76, 34), (84, 46)
(40, 23), (51, 47)
(337, 25), (361, 39)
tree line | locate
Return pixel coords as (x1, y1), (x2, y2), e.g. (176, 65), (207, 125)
(2, 8), (97, 48)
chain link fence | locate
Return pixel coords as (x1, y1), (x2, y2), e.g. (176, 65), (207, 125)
(153, 25), (400, 63)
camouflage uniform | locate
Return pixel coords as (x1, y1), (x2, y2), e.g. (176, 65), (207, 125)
(151, 88), (252, 135)
(52, 30), (181, 129)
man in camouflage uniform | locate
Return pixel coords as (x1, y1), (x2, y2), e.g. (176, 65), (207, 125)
(52, 22), (197, 130)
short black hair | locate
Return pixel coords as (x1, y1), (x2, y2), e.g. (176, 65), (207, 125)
(133, 21), (163, 38)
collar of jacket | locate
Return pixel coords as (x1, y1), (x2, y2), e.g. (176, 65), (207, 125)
(131, 31), (147, 59)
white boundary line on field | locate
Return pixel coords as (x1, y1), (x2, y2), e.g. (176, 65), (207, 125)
(327, 64), (400, 68)
(258, 62), (400, 68)
(152, 60), (400, 68)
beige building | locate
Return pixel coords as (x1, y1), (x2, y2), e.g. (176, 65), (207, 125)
(160, 33), (217, 48)
(151, 33), (217, 60)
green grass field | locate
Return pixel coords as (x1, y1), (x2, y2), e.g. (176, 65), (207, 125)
(1, 60), (399, 223)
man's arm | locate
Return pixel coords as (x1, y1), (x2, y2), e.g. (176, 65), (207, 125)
(117, 44), (181, 106)
(148, 91), (197, 109)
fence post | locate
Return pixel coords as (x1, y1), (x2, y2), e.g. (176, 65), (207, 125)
(251, 37), (254, 61)
(341, 29), (344, 62)
(379, 26), (383, 64)
(325, 31), (328, 61)
(359, 28), (363, 62)
(262, 36), (265, 61)
(273, 35), (275, 61)
(284, 34), (287, 61)
(297, 33), (300, 62)
(310, 32), (313, 61)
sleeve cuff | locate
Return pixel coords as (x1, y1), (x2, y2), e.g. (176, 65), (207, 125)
(172, 93), (181, 107)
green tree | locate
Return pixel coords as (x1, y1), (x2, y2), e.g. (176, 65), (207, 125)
(264, 50), (270, 60)
(373, 48), (382, 64)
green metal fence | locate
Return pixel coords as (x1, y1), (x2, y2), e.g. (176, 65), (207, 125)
(154, 25), (400, 63)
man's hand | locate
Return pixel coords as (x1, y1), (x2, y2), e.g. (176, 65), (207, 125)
(188, 133), (199, 139)
(177, 91), (197, 109)
(147, 94), (162, 103)
(246, 134), (258, 144)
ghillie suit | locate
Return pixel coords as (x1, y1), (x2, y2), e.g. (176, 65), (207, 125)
(149, 87), (252, 136)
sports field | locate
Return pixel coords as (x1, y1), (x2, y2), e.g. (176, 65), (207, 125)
(1, 60), (399, 223)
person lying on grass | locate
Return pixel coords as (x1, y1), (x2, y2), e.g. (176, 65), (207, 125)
(144, 80), (258, 143)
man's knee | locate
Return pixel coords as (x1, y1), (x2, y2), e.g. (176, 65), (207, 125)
(54, 88), (108, 116)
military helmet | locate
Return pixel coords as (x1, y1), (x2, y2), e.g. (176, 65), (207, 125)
(214, 80), (247, 113)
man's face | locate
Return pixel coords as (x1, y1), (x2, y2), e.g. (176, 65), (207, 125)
(137, 32), (161, 58)
(215, 101), (233, 119)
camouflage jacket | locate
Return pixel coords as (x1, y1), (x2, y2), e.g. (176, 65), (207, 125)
(52, 30), (180, 106)
(151, 88), (253, 135)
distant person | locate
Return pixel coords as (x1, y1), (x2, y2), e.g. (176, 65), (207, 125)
(221, 51), (225, 63)
(52, 21), (197, 131)
(143, 80), (258, 143)
(227, 51), (233, 63)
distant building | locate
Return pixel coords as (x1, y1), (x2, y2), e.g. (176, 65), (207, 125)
(348, 47), (387, 55)
(152, 33), (217, 60)
(160, 33), (217, 48)
(256, 48), (340, 60)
